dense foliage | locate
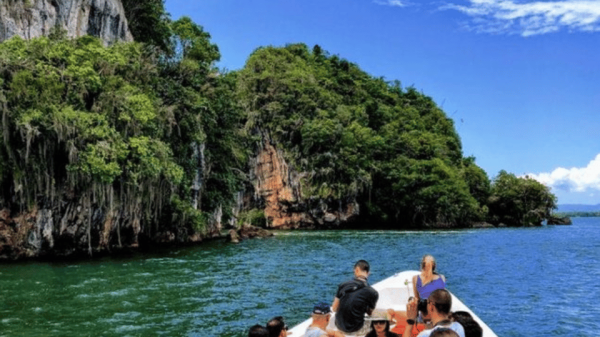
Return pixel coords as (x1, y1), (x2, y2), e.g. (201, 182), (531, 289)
(0, 17), (244, 246)
(0, 11), (558, 248)
(121, 0), (172, 53)
(238, 44), (488, 227)
(487, 171), (557, 226)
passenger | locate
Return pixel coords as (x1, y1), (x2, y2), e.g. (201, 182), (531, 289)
(451, 312), (482, 337)
(403, 289), (465, 337)
(429, 328), (459, 337)
(389, 255), (446, 325)
(413, 255), (446, 317)
(365, 309), (400, 337)
(304, 302), (345, 337)
(249, 324), (270, 337)
(332, 260), (379, 335)
(267, 316), (288, 337)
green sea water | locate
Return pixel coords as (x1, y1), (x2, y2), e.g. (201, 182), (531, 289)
(1, 218), (599, 336)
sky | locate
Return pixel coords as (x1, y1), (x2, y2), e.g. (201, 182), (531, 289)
(165, 0), (600, 205)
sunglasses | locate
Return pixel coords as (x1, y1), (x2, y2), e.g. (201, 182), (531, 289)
(373, 320), (387, 325)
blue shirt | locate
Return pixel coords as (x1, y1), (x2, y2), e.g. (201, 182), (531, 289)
(304, 326), (327, 337)
(416, 275), (446, 299)
(417, 322), (465, 337)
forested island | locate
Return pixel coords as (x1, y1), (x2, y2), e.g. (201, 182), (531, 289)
(0, 0), (557, 260)
(555, 212), (599, 218)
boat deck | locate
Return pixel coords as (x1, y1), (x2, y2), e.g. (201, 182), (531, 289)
(288, 270), (497, 337)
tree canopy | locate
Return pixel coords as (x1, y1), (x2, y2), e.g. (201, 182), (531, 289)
(0, 13), (558, 252)
(488, 171), (557, 226)
(0, 16), (244, 247)
(237, 44), (493, 227)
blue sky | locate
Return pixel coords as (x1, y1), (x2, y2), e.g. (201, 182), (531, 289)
(166, 0), (600, 205)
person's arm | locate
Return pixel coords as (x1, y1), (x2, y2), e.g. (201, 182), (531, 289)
(387, 308), (397, 324)
(412, 275), (420, 301)
(366, 290), (379, 315)
(403, 298), (418, 337)
(326, 329), (345, 337)
(388, 308), (407, 324)
(332, 297), (340, 312)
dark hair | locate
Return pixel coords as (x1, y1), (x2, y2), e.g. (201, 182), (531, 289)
(421, 255), (437, 273)
(451, 311), (472, 320)
(249, 324), (269, 337)
(365, 321), (399, 337)
(429, 289), (452, 315)
(267, 316), (286, 337)
(452, 311), (482, 337)
(430, 328), (459, 337)
(355, 260), (370, 273)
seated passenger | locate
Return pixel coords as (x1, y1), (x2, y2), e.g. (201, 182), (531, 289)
(389, 255), (446, 324)
(429, 328), (459, 337)
(267, 316), (288, 337)
(304, 302), (345, 337)
(403, 289), (465, 337)
(365, 309), (400, 337)
(249, 324), (270, 337)
(413, 255), (446, 318)
(332, 260), (379, 335)
(451, 311), (482, 337)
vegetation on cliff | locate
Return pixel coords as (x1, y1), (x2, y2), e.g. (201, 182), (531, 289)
(237, 44), (555, 228)
(0, 17), (244, 256)
(0, 7), (559, 258)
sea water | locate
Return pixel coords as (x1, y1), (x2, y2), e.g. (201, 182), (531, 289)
(1, 218), (599, 336)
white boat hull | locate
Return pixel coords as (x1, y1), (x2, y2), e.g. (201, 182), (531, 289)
(288, 270), (497, 337)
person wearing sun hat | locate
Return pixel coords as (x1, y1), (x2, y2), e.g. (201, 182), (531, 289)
(365, 309), (400, 337)
(304, 302), (345, 337)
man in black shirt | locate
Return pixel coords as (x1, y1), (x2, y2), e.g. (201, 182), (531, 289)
(332, 260), (379, 334)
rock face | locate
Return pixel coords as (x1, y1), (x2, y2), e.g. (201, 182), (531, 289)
(0, 0), (133, 44)
(547, 215), (572, 225)
(0, 198), (215, 260)
(471, 222), (496, 229)
(228, 224), (273, 243)
(249, 140), (359, 229)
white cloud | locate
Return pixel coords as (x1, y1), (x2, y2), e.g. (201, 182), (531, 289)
(374, 0), (409, 7)
(528, 154), (600, 192)
(443, 0), (600, 36)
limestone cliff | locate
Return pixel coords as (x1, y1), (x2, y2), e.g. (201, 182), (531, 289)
(249, 140), (359, 229)
(0, 0), (132, 44)
(0, 199), (214, 260)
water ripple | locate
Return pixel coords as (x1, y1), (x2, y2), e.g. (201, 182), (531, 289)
(1, 218), (599, 336)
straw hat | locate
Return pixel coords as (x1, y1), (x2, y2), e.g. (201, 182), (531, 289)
(367, 309), (391, 321)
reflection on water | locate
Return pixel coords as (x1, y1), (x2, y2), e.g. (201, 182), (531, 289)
(1, 218), (599, 336)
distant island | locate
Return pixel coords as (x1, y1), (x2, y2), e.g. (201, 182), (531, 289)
(554, 204), (600, 218)
(557, 204), (600, 212)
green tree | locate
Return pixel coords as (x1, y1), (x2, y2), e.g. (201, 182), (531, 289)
(121, 0), (172, 53)
(488, 170), (557, 226)
(0, 24), (243, 253)
(237, 43), (488, 228)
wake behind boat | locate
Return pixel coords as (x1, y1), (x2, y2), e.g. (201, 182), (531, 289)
(288, 270), (497, 337)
